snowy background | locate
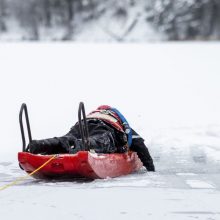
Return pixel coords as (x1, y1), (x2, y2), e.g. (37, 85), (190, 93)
(1, 0), (220, 41)
(0, 43), (220, 219)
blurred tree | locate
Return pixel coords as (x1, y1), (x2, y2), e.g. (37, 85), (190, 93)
(146, 0), (220, 40)
(28, 0), (39, 40)
(43, 0), (51, 27)
(1, 0), (220, 40)
(0, 0), (7, 32)
(0, 0), (128, 40)
(13, 0), (39, 40)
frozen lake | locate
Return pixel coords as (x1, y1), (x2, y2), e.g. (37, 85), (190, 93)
(0, 43), (220, 219)
(1, 125), (220, 220)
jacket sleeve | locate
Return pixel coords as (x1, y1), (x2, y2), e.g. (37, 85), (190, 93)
(129, 129), (155, 171)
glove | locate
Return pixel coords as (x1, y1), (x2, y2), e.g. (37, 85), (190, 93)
(28, 140), (39, 153)
(69, 139), (83, 154)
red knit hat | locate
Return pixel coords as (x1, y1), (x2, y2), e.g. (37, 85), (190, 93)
(97, 105), (111, 110)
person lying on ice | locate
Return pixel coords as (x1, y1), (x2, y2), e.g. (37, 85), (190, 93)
(28, 105), (155, 171)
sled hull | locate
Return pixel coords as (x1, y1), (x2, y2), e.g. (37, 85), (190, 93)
(18, 151), (143, 179)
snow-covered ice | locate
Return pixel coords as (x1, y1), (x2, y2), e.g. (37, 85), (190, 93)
(0, 43), (220, 219)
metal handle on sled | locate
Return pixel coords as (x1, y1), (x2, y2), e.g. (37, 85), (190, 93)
(78, 102), (89, 151)
(19, 103), (32, 152)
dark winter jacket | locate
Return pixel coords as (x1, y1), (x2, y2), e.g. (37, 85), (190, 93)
(29, 118), (155, 171)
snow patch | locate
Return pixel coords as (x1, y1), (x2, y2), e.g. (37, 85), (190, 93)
(186, 180), (215, 189)
(176, 173), (197, 176)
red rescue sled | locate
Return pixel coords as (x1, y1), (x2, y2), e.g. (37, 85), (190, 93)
(18, 102), (142, 179)
(18, 151), (142, 179)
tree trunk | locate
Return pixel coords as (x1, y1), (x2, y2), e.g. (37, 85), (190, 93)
(44, 0), (51, 27)
(29, 1), (39, 40)
(0, 0), (7, 32)
(67, 0), (74, 22)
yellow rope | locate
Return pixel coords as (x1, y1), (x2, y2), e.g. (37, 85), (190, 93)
(0, 154), (57, 191)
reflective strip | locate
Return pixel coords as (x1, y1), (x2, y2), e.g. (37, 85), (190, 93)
(132, 135), (141, 139)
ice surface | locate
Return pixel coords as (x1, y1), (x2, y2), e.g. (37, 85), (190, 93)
(0, 43), (220, 219)
(186, 180), (215, 189)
